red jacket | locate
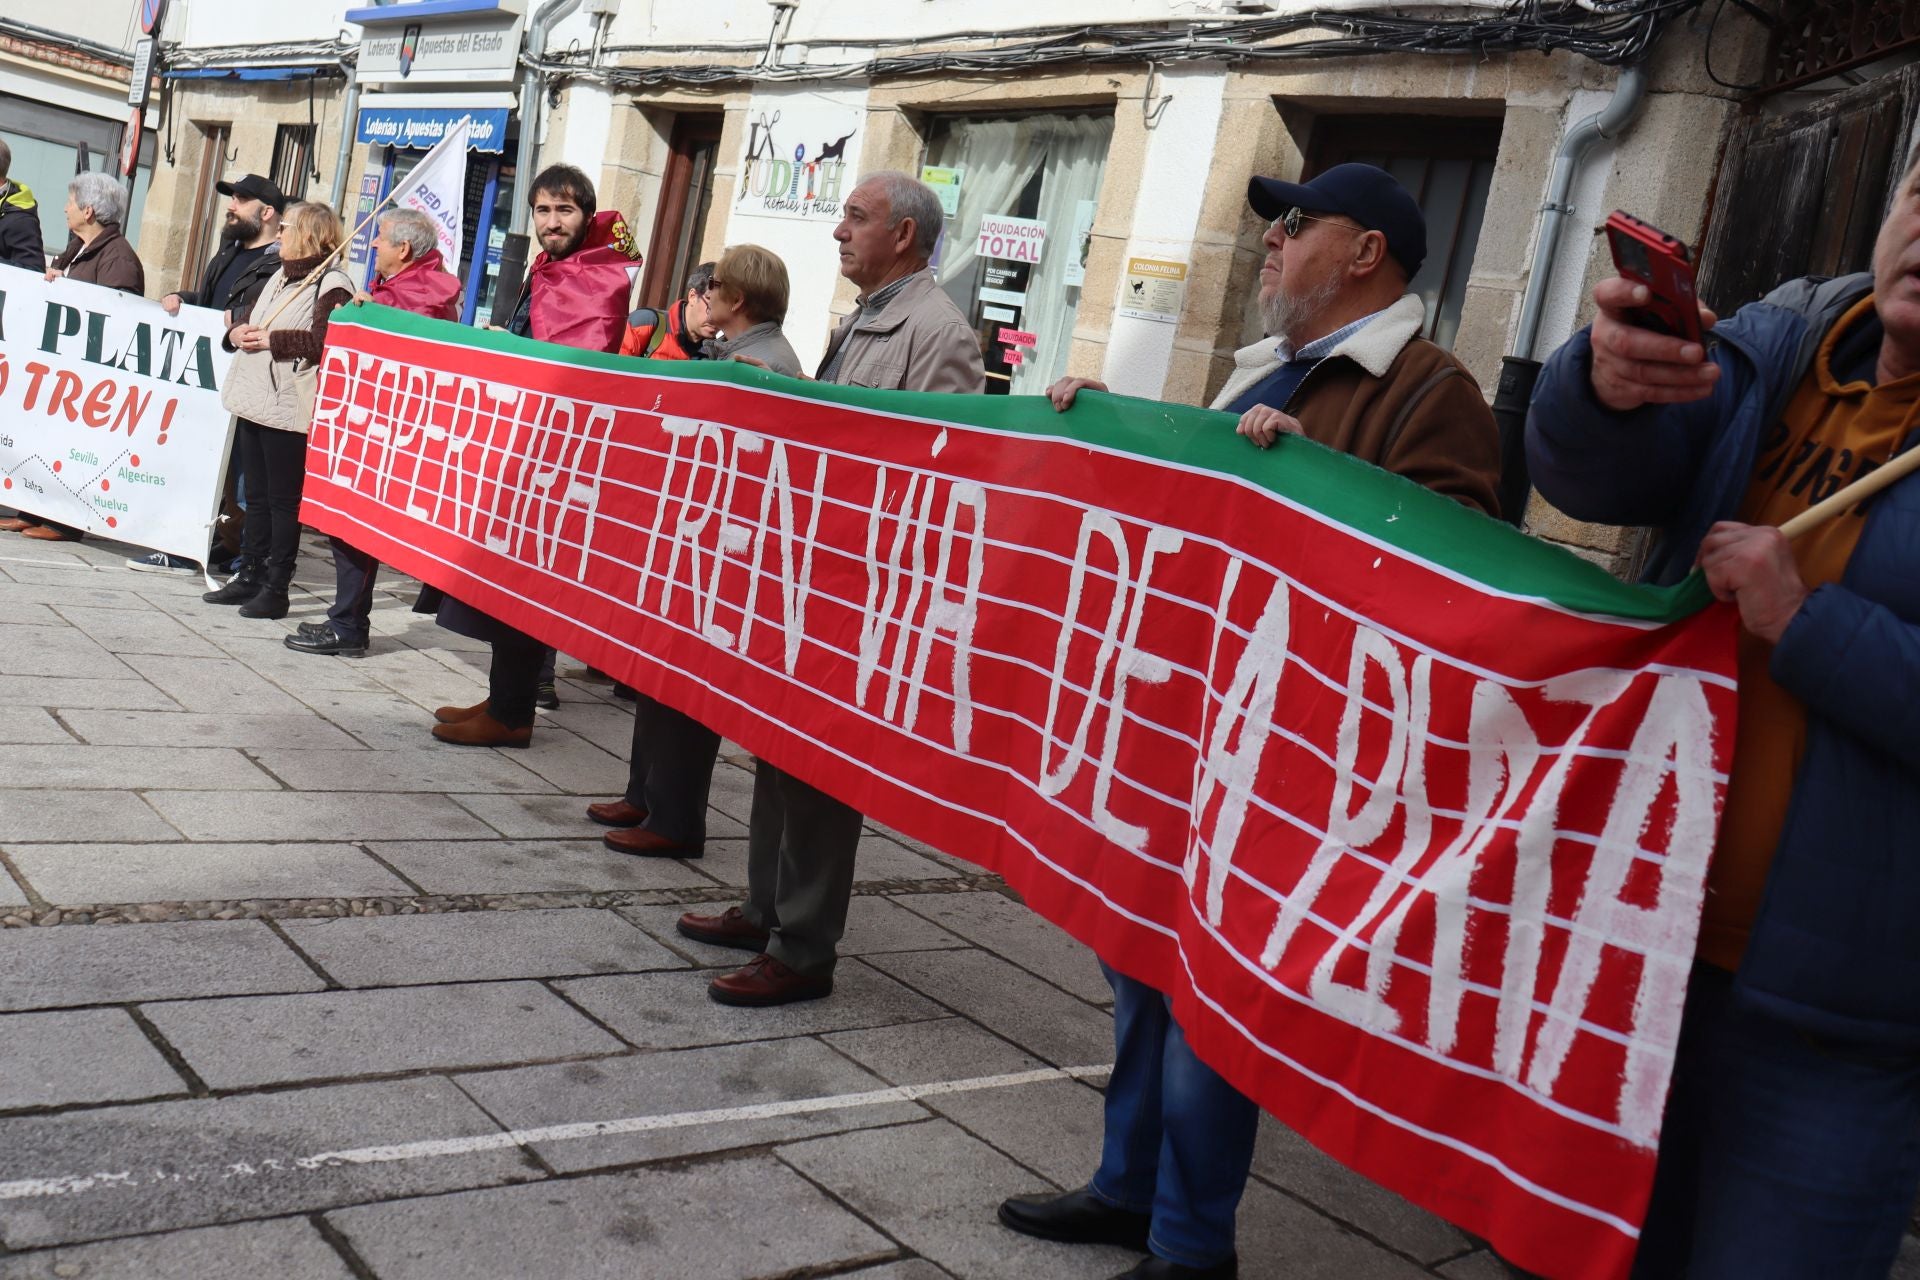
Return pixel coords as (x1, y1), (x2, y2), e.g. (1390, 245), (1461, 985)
(370, 248), (463, 321)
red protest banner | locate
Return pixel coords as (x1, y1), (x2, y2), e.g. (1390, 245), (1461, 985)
(305, 307), (1737, 1280)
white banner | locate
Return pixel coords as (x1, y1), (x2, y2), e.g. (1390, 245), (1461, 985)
(0, 265), (234, 562)
(388, 116), (470, 271)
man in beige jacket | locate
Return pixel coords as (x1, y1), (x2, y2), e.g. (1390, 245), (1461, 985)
(676, 171), (985, 1005)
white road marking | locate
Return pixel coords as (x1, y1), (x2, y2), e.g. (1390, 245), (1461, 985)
(0, 1063), (1113, 1202)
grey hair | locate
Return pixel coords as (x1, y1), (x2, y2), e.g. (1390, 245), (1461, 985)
(0, 139), (11, 180)
(379, 207), (440, 260)
(69, 171), (125, 226)
(858, 171), (944, 260)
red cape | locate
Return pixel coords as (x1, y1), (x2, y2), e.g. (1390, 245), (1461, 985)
(529, 210), (642, 354)
(370, 249), (463, 322)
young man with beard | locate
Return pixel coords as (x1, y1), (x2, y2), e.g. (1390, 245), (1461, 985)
(997, 164), (1500, 1280)
(427, 164), (641, 748)
(286, 208), (461, 658)
(118, 174), (286, 575)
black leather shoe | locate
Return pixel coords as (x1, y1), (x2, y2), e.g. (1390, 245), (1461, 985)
(283, 628), (367, 657)
(238, 588), (290, 620)
(998, 1188), (1151, 1252)
(202, 576), (259, 606)
(1110, 1257), (1237, 1280)
(535, 680), (559, 710)
(295, 620), (331, 637)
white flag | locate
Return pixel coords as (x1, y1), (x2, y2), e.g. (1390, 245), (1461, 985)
(387, 115), (470, 270)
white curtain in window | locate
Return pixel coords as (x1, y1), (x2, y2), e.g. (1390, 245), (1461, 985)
(928, 112), (1113, 396)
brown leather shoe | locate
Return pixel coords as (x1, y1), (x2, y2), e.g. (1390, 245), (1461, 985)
(602, 827), (699, 859)
(676, 906), (770, 951)
(707, 954), (832, 1007)
(21, 525), (79, 541)
(430, 711), (531, 749)
(0, 517), (31, 532)
(433, 698), (490, 725)
(586, 799), (647, 828)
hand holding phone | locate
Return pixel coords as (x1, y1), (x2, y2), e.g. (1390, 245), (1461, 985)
(1587, 211), (1721, 412)
(1604, 211), (1709, 346)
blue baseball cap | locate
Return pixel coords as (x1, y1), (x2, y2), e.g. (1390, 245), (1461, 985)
(1248, 163), (1427, 279)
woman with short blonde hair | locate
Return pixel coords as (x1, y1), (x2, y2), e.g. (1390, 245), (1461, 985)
(202, 200), (356, 620)
(706, 244), (801, 377)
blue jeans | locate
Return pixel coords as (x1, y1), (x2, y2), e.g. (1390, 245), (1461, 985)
(1092, 962), (1260, 1268)
(1631, 963), (1920, 1279)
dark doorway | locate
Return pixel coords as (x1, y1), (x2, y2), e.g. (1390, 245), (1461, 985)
(641, 112), (723, 308)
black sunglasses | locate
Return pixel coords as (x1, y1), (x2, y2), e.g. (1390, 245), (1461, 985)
(1278, 206), (1348, 238)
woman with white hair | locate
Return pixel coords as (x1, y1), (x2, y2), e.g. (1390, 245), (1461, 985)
(9, 173), (147, 542)
(46, 171), (144, 294)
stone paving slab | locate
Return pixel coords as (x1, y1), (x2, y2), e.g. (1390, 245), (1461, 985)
(0, 580), (155, 612)
(0, 920), (322, 1012)
(0, 1079), (538, 1248)
(250, 747), (558, 795)
(866, 950), (1114, 1068)
(0, 791), (179, 844)
(143, 790), (496, 842)
(455, 1037), (924, 1173)
(554, 962), (947, 1051)
(0, 675), (178, 710)
(0, 625), (134, 680)
(0, 1008), (185, 1110)
(918, 1077), (1108, 1191)
(0, 745), (276, 792)
(7, 842), (413, 906)
(328, 1156), (895, 1280)
(0, 1217), (356, 1280)
(365, 838), (714, 894)
(0, 871), (25, 908)
(452, 792), (746, 840)
(495, 727), (630, 795)
(278, 909), (687, 987)
(821, 1017), (1045, 1087)
(59, 709), (363, 750)
(1253, 1118), (1472, 1265)
(1236, 1177), (1437, 1280)
(49, 605), (227, 659)
(292, 689), (454, 750)
(118, 654), (309, 715)
(778, 1119), (1138, 1280)
(0, 707), (74, 745)
(545, 699), (640, 756)
(685, 831), (948, 888)
(212, 637), (394, 694)
(142, 981), (628, 1089)
(894, 891), (1113, 1005)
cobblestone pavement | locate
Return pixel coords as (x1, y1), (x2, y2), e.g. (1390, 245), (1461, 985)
(1, 536), (1915, 1280)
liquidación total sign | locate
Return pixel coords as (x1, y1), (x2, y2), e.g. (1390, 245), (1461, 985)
(306, 306), (1737, 1280)
(0, 265), (233, 560)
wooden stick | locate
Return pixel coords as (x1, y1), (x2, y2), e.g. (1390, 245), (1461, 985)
(1779, 443), (1920, 539)
(250, 197), (391, 332)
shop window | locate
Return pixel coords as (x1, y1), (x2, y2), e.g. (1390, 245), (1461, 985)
(922, 110), (1113, 396)
(381, 141), (512, 324)
(270, 124), (315, 201)
(0, 96), (143, 252)
(641, 113), (722, 308)
(180, 124), (232, 289)
(1300, 115), (1502, 351)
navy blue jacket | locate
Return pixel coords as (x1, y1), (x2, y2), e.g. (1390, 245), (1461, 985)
(1527, 272), (1920, 1046)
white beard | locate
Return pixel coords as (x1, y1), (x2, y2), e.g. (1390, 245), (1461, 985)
(1260, 274), (1343, 351)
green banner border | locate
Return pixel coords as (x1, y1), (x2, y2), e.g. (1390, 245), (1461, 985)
(334, 304), (1710, 624)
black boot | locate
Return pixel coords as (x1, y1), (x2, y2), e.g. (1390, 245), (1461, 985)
(238, 586), (290, 620)
(1110, 1257), (1237, 1280)
(202, 575), (259, 606)
(998, 1188), (1151, 1251)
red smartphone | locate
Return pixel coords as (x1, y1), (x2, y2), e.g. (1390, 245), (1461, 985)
(1604, 211), (1707, 347)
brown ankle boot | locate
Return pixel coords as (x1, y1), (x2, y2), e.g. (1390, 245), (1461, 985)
(432, 698), (491, 725)
(431, 711), (531, 749)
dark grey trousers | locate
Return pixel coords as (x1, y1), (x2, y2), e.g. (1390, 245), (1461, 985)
(622, 692), (722, 846)
(742, 760), (863, 978)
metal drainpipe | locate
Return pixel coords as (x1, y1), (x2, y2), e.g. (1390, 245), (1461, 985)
(1491, 63), (1650, 525)
(328, 70), (361, 210)
(493, 0), (586, 324)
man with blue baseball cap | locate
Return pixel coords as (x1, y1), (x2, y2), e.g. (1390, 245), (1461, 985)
(1005, 163), (1500, 1279)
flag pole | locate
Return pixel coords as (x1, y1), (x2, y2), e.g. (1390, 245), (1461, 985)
(1778, 445), (1920, 540)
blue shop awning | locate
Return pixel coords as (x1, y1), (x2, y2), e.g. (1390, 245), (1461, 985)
(357, 103), (510, 153)
(165, 66), (331, 80)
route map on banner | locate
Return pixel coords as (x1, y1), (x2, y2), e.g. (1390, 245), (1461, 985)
(0, 265), (234, 561)
(306, 305), (1739, 1280)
